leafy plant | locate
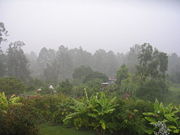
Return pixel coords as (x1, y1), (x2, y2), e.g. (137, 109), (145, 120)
(64, 91), (117, 134)
(111, 99), (152, 135)
(0, 92), (38, 135)
(0, 77), (26, 95)
(143, 100), (180, 135)
(0, 92), (21, 113)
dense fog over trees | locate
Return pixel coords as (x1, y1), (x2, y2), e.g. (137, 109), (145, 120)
(1, 24), (180, 84)
(0, 1), (180, 134)
(24, 44), (179, 83)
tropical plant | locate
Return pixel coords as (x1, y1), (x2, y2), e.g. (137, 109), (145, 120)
(143, 100), (180, 135)
(64, 91), (117, 135)
(110, 99), (152, 135)
(0, 92), (21, 113)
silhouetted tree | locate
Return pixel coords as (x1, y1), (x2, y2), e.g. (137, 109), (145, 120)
(0, 22), (8, 45)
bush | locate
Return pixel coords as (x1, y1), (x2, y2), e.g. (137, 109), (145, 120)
(0, 92), (38, 135)
(63, 92), (153, 135)
(22, 94), (70, 123)
(1, 105), (38, 135)
(136, 79), (168, 101)
(0, 77), (26, 95)
(110, 99), (153, 135)
(56, 80), (73, 95)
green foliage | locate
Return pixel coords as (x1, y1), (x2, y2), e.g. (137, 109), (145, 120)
(7, 41), (30, 81)
(64, 92), (117, 134)
(83, 79), (103, 96)
(165, 85), (180, 104)
(64, 92), (153, 135)
(0, 92), (21, 113)
(39, 124), (95, 135)
(119, 74), (140, 96)
(0, 52), (6, 77)
(0, 77), (26, 95)
(126, 45), (141, 73)
(0, 92), (8, 112)
(1, 105), (38, 135)
(73, 66), (93, 82)
(136, 79), (168, 101)
(143, 100), (180, 135)
(83, 72), (108, 83)
(53, 98), (73, 124)
(22, 94), (72, 124)
(116, 64), (129, 85)
(71, 79), (104, 98)
(57, 80), (73, 95)
(168, 53), (180, 83)
(26, 78), (45, 91)
(73, 65), (108, 84)
(0, 92), (38, 135)
(110, 99), (153, 135)
(137, 43), (168, 80)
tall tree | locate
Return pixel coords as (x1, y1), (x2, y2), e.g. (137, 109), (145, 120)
(0, 22), (8, 45)
(136, 43), (168, 101)
(56, 45), (73, 81)
(37, 47), (55, 70)
(72, 65), (93, 82)
(7, 41), (30, 81)
(69, 47), (92, 68)
(93, 49), (107, 74)
(126, 44), (141, 73)
(0, 22), (8, 77)
(137, 43), (168, 80)
(42, 45), (73, 82)
(37, 47), (56, 79)
(168, 53), (180, 83)
(116, 64), (129, 85)
(105, 51), (118, 77)
(0, 49), (6, 77)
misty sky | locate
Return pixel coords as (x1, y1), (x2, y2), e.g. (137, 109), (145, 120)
(1, 0), (180, 54)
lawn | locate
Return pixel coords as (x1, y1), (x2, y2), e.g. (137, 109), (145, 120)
(39, 124), (95, 135)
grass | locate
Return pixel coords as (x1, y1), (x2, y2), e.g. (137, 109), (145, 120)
(39, 124), (95, 135)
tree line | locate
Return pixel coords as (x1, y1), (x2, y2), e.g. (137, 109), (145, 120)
(0, 22), (180, 84)
(27, 44), (180, 84)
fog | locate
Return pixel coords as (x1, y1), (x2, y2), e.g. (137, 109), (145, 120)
(1, 0), (180, 54)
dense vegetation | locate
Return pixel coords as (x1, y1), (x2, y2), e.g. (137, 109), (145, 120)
(0, 22), (180, 135)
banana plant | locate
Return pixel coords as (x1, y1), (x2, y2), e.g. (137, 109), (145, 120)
(63, 91), (117, 134)
(0, 92), (21, 114)
(87, 92), (117, 131)
(143, 100), (180, 135)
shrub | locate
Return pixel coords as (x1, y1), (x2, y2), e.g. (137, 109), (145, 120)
(111, 99), (153, 135)
(2, 105), (38, 135)
(22, 94), (70, 123)
(0, 92), (38, 135)
(64, 92), (153, 135)
(136, 79), (168, 101)
(0, 77), (26, 95)
(56, 80), (73, 95)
